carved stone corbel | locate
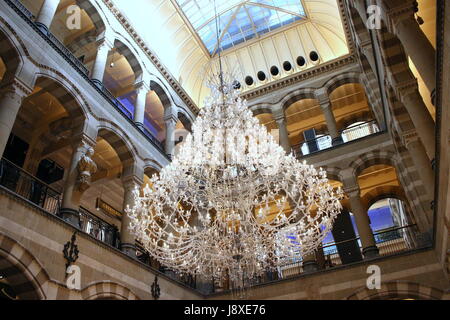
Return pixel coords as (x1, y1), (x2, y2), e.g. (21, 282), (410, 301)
(76, 145), (97, 192)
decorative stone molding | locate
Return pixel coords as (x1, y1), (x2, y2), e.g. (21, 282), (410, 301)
(343, 185), (361, 198)
(402, 130), (420, 149)
(381, 1), (415, 35)
(134, 80), (150, 94)
(393, 78), (419, 101)
(0, 78), (32, 98)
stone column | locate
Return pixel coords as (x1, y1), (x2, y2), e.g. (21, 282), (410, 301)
(272, 107), (291, 154)
(35, 0), (61, 29)
(91, 39), (113, 84)
(316, 89), (343, 146)
(164, 113), (178, 159)
(403, 131), (435, 205)
(397, 83), (435, 161)
(60, 136), (97, 226)
(341, 169), (379, 259)
(390, 13), (436, 102)
(133, 82), (149, 127)
(121, 175), (142, 258)
(0, 82), (30, 158)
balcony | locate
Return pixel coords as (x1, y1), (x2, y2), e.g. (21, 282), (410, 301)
(4, 0), (167, 156)
(278, 225), (425, 279)
(0, 156), (434, 296)
(292, 120), (380, 158)
(0, 158), (200, 291)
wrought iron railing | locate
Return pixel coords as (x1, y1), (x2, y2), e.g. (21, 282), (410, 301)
(278, 224), (425, 279)
(293, 120), (380, 157)
(0, 158), (61, 214)
(140, 126), (165, 151)
(5, 0), (169, 159)
(135, 241), (197, 289)
(79, 207), (120, 248)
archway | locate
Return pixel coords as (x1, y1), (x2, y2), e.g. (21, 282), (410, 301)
(347, 281), (445, 300)
(0, 233), (49, 300)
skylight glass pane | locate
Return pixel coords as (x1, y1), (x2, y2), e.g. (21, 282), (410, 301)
(175, 0), (307, 55)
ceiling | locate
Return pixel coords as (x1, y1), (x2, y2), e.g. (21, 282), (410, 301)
(174, 0), (307, 56)
(112, 0), (349, 107)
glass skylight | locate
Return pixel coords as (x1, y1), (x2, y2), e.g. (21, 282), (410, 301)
(175, 0), (307, 55)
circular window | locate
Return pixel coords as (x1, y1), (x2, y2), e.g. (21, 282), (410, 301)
(283, 61), (292, 71)
(297, 56), (306, 67)
(310, 51), (319, 62)
(245, 76), (254, 86)
(232, 80), (241, 90)
(257, 71), (267, 81)
(270, 66), (279, 76)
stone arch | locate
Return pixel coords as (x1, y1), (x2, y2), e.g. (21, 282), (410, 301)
(177, 109), (193, 132)
(250, 104), (273, 116)
(321, 166), (342, 182)
(33, 75), (88, 119)
(144, 158), (163, 173)
(362, 185), (407, 210)
(114, 39), (144, 82)
(81, 281), (139, 300)
(0, 26), (24, 84)
(75, 0), (107, 34)
(336, 110), (373, 130)
(323, 72), (362, 96)
(280, 88), (316, 111)
(97, 127), (137, 167)
(349, 150), (398, 178)
(347, 281), (445, 300)
(0, 233), (50, 300)
(66, 0), (108, 53)
(150, 79), (173, 110)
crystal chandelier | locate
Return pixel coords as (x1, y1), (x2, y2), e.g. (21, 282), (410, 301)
(126, 71), (343, 290)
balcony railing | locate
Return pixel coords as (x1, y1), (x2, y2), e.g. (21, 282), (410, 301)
(278, 224), (427, 279)
(0, 158), (61, 214)
(135, 241), (198, 290)
(0, 158), (122, 248)
(79, 207), (120, 248)
(293, 120), (380, 157)
(5, 0), (169, 159)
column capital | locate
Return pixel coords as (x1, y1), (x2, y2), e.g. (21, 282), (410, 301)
(122, 175), (143, 191)
(0, 79), (33, 99)
(315, 88), (330, 106)
(164, 111), (178, 124)
(135, 81), (150, 95)
(96, 38), (114, 51)
(402, 129), (420, 149)
(272, 107), (286, 123)
(340, 167), (360, 196)
(71, 133), (97, 152)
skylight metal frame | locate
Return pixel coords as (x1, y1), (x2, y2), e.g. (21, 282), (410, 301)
(173, 0), (308, 58)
